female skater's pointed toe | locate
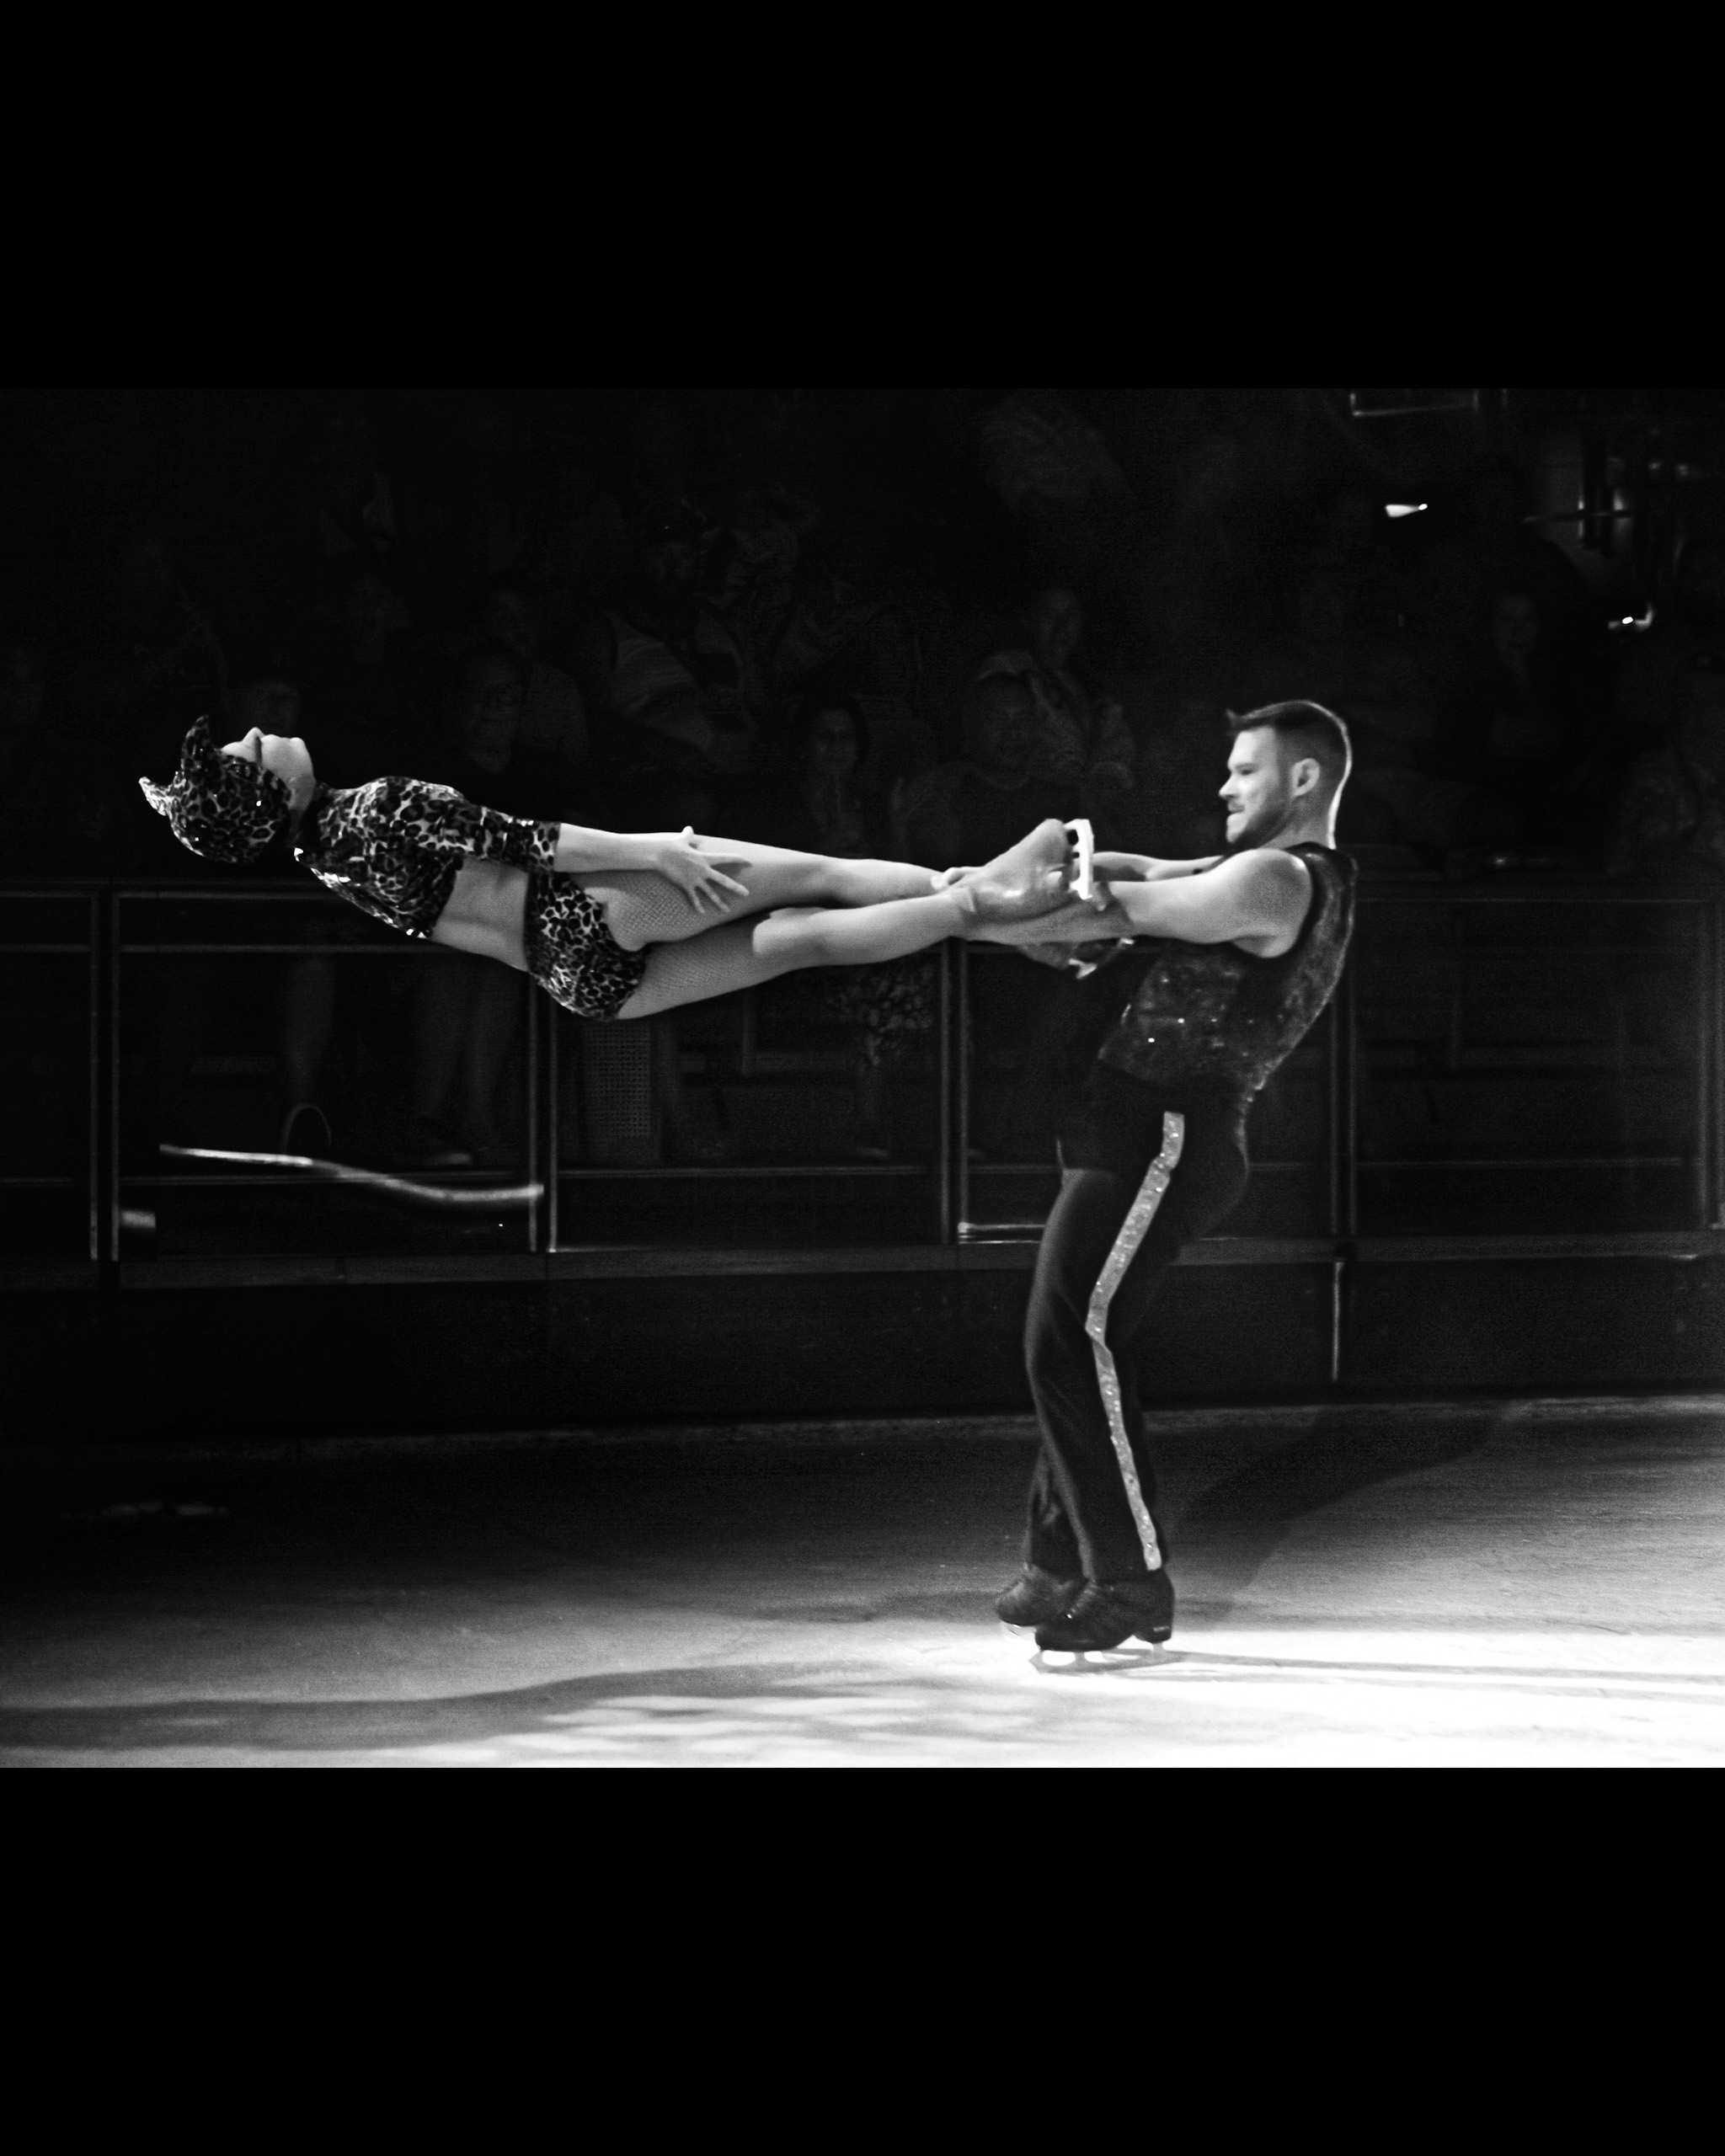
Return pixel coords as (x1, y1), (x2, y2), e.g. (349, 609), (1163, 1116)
(951, 820), (1076, 926)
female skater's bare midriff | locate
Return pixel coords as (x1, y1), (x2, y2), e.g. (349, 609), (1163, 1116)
(429, 857), (531, 970)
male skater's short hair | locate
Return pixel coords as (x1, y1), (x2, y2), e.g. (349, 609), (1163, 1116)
(1229, 701), (1352, 791)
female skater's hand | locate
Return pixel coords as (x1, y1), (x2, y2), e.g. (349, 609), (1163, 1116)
(647, 831), (752, 915)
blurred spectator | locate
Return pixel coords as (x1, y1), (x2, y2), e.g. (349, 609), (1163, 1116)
(976, 391), (1135, 589)
(569, 504), (766, 827)
(1419, 588), (1605, 852)
(312, 400), (396, 561)
(399, 647), (577, 1169)
(1112, 665), (1231, 861)
(903, 675), (1081, 1162)
(750, 694), (933, 1161)
(708, 484), (813, 669)
(1466, 455), (1599, 659)
(1236, 564), (1465, 857)
(901, 675), (1079, 870)
(751, 694), (895, 857)
(426, 646), (578, 816)
(472, 574), (590, 773)
(531, 463), (632, 641)
(1610, 696), (1725, 882)
(457, 400), (535, 579)
(976, 585), (1135, 807)
(67, 529), (230, 867)
(3, 638), (132, 876)
(1403, 454), (1602, 698)
(297, 563), (430, 786)
(228, 669), (355, 1155)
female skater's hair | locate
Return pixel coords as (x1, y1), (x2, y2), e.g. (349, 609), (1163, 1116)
(1228, 701), (1353, 790)
(140, 714), (291, 863)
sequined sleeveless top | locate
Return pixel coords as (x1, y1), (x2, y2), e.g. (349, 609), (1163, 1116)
(1097, 845), (1356, 1098)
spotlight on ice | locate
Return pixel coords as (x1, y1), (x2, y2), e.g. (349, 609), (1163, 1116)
(1385, 503), (1428, 519)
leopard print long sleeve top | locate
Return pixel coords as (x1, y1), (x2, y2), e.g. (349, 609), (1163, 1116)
(291, 776), (560, 938)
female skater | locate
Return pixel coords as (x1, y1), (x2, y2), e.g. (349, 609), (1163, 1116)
(141, 717), (1082, 1021)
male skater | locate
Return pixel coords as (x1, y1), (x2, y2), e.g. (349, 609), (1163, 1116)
(984, 700), (1357, 1652)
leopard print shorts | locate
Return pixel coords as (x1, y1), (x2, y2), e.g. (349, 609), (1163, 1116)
(523, 873), (649, 1020)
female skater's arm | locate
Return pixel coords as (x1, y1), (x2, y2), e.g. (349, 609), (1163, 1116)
(552, 825), (749, 914)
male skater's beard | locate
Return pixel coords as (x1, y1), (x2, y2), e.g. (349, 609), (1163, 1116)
(1225, 787), (1294, 853)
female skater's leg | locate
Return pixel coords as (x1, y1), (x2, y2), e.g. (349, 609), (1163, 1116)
(969, 897), (1138, 947)
(615, 890), (973, 1020)
(585, 840), (938, 953)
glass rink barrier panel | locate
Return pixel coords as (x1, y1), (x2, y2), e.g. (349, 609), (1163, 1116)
(114, 885), (542, 1261)
(549, 946), (951, 1250)
(1353, 882), (1719, 1236)
(954, 942), (1335, 1244)
(0, 889), (98, 1263)
(56, 875), (1725, 1269)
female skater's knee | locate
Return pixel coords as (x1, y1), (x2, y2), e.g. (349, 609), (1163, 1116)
(755, 907), (841, 971)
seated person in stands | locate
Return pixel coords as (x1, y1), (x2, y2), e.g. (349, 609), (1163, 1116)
(565, 503), (766, 832)
(902, 674), (1083, 1161)
(900, 675), (1080, 873)
(299, 563), (433, 787)
(1423, 587), (1607, 857)
(974, 584), (1135, 808)
(471, 574), (591, 774)
(403, 648), (587, 1168)
(749, 693), (933, 1163)
(3, 637), (130, 876)
(425, 646), (580, 819)
(1610, 695), (1725, 882)
(229, 670), (356, 1157)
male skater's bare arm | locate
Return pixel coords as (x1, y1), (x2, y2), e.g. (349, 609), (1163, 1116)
(1090, 850), (1225, 883)
(975, 848), (1312, 959)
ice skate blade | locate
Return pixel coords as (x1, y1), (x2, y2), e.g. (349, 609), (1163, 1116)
(1031, 1643), (1171, 1675)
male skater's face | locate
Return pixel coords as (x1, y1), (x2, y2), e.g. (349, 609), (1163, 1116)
(1220, 727), (1292, 848)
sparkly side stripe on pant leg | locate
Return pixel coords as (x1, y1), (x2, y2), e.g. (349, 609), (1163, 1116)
(1083, 1111), (1185, 1573)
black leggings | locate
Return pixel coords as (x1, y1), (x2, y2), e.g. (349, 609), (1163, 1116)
(1023, 1098), (1248, 1582)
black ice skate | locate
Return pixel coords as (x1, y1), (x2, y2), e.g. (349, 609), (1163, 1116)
(995, 1563), (1083, 1629)
(1033, 1574), (1174, 1651)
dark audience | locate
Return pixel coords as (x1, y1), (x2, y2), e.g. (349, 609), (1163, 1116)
(902, 674), (1083, 1162)
(398, 647), (578, 1169)
(1, 388), (1709, 1180)
(748, 694), (933, 1161)
(901, 675), (1079, 872)
(567, 503), (765, 831)
(1610, 694), (1725, 882)
(975, 585), (1135, 812)
(471, 574), (590, 774)
(299, 563), (430, 785)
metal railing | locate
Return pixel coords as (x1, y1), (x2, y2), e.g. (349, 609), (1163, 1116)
(3, 874), (1722, 1274)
